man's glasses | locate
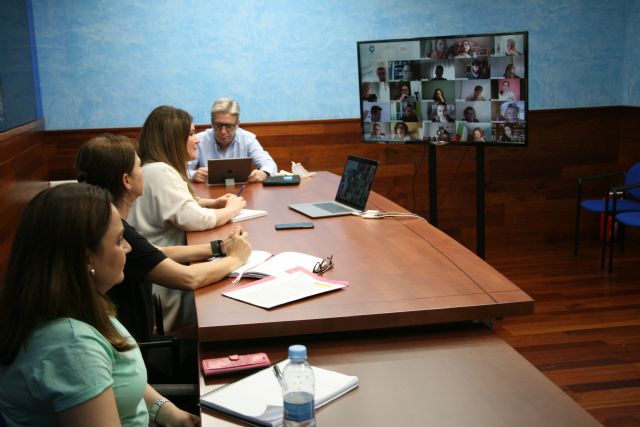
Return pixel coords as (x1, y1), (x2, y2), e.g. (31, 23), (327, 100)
(213, 122), (237, 131)
(313, 255), (334, 274)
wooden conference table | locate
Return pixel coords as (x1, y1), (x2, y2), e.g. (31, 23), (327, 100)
(197, 325), (601, 427)
(188, 173), (600, 426)
(189, 172), (533, 343)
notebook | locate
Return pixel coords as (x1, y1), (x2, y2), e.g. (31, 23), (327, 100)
(208, 157), (252, 185)
(228, 250), (323, 280)
(200, 359), (359, 426)
(231, 209), (268, 223)
(289, 155), (379, 218)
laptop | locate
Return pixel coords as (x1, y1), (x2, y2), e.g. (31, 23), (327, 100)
(289, 155), (379, 218)
(207, 158), (251, 185)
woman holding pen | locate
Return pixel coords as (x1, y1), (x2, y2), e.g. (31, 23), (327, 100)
(127, 105), (248, 333)
(76, 133), (252, 341)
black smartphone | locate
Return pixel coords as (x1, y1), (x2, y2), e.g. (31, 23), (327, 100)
(275, 222), (314, 230)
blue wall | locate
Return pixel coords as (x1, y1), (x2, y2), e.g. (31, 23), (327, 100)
(0, 0), (39, 131)
(623, 0), (640, 105)
(31, 0), (639, 130)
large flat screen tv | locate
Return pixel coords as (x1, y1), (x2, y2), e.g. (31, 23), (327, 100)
(357, 31), (528, 147)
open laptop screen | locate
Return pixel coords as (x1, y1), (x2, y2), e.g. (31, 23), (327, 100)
(335, 156), (379, 210)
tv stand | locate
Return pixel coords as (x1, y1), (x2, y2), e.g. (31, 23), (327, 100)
(428, 143), (486, 259)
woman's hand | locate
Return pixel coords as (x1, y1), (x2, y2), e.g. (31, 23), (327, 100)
(210, 193), (245, 210)
(223, 194), (247, 216)
(222, 228), (252, 263)
(154, 401), (200, 427)
(211, 193), (232, 208)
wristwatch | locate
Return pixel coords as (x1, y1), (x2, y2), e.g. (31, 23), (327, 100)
(149, 398), (168, 422)
(210, 239), (226, 257)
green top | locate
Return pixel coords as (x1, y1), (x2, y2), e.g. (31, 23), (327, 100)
(0, 317), (148, 426)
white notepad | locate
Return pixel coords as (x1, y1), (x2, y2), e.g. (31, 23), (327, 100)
(232, 208), (268, 222)
(200, 359), (359, 427)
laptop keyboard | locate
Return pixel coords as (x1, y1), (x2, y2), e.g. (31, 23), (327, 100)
(313, 202), (351, 213)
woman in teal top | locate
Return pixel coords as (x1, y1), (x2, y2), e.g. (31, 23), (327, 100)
(0, 184), (199, 426)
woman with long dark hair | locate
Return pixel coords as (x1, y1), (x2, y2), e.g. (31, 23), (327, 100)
(0, 184), (198, 426)
(128, 106), (246, 332)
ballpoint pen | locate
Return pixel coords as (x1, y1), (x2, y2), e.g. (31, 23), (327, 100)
(236, 184), (246, 196)
(273, 364), (283, 383)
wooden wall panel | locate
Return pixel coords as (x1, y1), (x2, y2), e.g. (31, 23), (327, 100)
(618, 107), (640, 165)
(0, 120), (48, 280)
(43, 128), (140, 180)
(37, 106), (639, 254)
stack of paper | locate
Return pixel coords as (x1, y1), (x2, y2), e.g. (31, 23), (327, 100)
(224, 267), (348, 309)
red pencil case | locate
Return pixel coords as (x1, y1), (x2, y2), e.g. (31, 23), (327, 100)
(201, 353), (271, 377)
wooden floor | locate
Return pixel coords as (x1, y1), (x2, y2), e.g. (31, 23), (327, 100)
(489, 233), (640, 427)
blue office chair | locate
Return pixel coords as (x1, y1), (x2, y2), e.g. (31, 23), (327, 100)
(607, 183), (640, 272)
(574, 162), (640, 268)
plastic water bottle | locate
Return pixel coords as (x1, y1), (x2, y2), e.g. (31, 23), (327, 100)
(282, 344), (316, 427)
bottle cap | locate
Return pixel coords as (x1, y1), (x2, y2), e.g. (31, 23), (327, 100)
(288, 344), (307, 362)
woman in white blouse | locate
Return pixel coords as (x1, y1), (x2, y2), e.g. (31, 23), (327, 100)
(129, 105), (246, 333)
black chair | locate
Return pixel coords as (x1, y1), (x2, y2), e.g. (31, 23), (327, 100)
(137, 294), (181, 382)
(139, 294), (199, 413)
(607, 182), (640, 272)
(574, 163), (640, 268)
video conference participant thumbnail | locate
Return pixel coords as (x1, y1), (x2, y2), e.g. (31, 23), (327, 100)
(363, 102), (391, 123)
(493, 100), (525, 123)
(492, 79), (521, 102)
(364, 122), (390, 142)
(456, 101), (491, 123)
(420, 122), (456, 143)
(493, 123), (525, 143)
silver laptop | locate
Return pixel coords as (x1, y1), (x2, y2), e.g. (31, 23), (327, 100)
(208, 158), (251, 185)
(289, 155), (379, 218)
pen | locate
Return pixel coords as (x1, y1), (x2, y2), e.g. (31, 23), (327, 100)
(273, 364), (283, 382)
(236, 185), (246, 196)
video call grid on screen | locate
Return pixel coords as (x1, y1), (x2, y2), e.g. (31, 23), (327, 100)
(358, 31), (528, 147)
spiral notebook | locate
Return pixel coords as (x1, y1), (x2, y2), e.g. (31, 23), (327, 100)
(200, 359), (359, 426)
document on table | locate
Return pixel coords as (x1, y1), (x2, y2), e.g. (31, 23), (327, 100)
(231, 208), (268, 222)
(229, 250), (323, 280)
(200, 359), (359, 426)
(223, 267), (348, 309)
